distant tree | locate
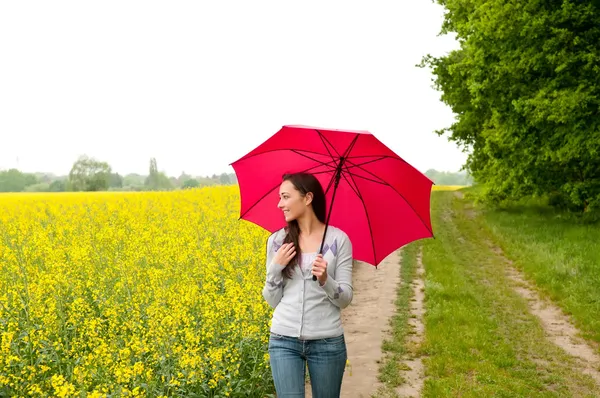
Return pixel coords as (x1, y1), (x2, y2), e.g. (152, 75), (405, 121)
(183, 178), (200, 189)
(34, 173), (53, 184)
(0, 169), (38, 192)
(219, 173), (231, 185)
(49, 180), (66, 192)
(109, 173), (123, 188)
(144, 158), (173, 191)
(425, 169), (473, 186)
(24, 183), (51, 192)
(123, 173), (145, 189)
(68, 155), (112, 191)
(178, 172), (192, 185)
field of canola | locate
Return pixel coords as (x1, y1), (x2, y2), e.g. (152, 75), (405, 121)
(0, 187), (275, 397)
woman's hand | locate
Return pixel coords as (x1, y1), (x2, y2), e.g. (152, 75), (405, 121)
(273, 242), (296, 266)
(312, 254), (328, 284)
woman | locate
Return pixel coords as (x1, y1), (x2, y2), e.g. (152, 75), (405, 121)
(262, 171), (354, 397)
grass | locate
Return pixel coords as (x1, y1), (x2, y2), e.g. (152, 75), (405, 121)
(423, 190), (600, 396)
(476, 195), (600, 344)
(372, 242), (420, 397)
(374, 189), (599, 397)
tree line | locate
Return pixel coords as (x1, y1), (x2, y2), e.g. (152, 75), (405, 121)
(425, 169), (472, 186)
(421, 0), (600, 213)
(0, 155), (470, 193)
(0, 155), (237, 193)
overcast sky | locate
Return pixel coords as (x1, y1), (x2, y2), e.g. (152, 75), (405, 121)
(0, 1), (465, 177)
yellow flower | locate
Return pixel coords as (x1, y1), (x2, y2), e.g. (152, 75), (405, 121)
(0, 187), (274, 396)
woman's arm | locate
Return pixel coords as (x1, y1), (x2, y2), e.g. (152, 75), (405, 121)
(262, 233), (285, 308)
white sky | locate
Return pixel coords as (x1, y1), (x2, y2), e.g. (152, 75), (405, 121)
(0, 1), (465, 177)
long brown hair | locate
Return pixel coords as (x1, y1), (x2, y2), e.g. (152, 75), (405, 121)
(281, 172), (327, 278)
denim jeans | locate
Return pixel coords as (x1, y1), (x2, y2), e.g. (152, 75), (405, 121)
(268, 332), (347, 398)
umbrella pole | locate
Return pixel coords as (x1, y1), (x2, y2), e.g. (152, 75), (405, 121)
(314, 158), (345, 281)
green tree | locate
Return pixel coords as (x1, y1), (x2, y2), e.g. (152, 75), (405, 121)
(122, 174), (145, 190)
(0, 169), (38, 192)
(49, 180), (67, 192)
(425, 169), (473, 186)
(68, 155), (112, 191)
(24, 183), (50, 192)
(109, 173), (123, 189)
(219, 173), (231, 185)
(182, 178), (200, 189)
(421, 0), (600, 212)
(144, 158), (173, 191)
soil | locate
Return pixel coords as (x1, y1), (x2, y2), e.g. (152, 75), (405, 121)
(304, 250), (402, 397)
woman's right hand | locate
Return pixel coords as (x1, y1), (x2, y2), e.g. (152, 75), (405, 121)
(273, 242), (296, 266)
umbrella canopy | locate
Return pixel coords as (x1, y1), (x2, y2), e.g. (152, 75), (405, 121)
(230, 125), (434, 268)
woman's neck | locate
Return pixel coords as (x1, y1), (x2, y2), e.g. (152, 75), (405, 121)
(297, 214), (324, 236)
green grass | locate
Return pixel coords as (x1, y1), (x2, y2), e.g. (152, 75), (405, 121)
(475, 195), (600, 344)
(419, 191), (597, 396)
(372, 189), (600, 397)
(372, 243), (419, 397)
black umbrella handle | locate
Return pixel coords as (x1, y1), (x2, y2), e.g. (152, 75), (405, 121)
(313, 159), (345, 281)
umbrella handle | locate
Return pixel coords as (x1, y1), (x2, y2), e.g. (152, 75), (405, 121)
(313, 155), (346, 282)
(313, 201), (331, 282)
(313, 221), (329, 282)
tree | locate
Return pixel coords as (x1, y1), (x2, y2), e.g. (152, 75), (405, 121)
(182, 178), (200, 189)
(68, 155), (112, 191)
(109, 173), (123, 189)
(421, 0), (600, 212)
(49, 180), (66, 192)
(219, 173), (231, 185)
(122, 174), (145, 190)
(425, 169), (473, 186)
(0, 169), (38, 192)
(144, 158), (173, 191)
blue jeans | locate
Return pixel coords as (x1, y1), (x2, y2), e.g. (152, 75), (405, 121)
(268, 332), (347, 397)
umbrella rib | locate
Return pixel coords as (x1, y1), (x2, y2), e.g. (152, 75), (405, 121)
(321, 132), (361, 198)
(340, 162), (378, 266)
(345, 159), (394, 187)
(291, 150), (338, 170)
(343, 170), (388, 186)
(345, 156), (386, 169)
(316, 130), (339, 164)
(315, 130), (343, 158)
(347, 155), (436, 185)
(326, 133), (362, 195)
(345, 159), (434, 236)
(348, 154), (408, 165)
(238, 161), (336, 220)
(231, 148), (333, 165)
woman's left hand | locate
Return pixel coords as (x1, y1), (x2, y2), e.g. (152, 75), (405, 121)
(312, 254), (328, 284)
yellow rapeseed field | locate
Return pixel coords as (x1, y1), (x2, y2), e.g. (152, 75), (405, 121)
(0, 187), (274, 397)
(432, 185), (466, 191)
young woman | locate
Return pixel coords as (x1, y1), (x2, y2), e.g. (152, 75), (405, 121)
(262, 172), (354, 397)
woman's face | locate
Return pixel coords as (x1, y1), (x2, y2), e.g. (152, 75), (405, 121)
(278, 180), (309, 222)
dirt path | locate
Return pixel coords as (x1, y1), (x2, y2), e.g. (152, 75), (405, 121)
(458, 186), (600, 388)
(490, 243), (600, 387)
(395, 246), (426, 398)
(305, 250), (402, 397)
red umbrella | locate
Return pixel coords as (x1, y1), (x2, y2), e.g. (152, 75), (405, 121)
(230, 125), (434, 274)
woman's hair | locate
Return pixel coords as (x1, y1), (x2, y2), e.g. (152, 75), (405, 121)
(281, 172), (327, 278)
